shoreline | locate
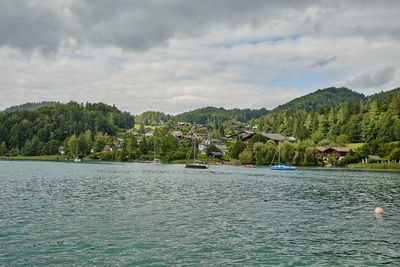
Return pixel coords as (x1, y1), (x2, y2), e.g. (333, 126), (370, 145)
(1, 156), (400, 171)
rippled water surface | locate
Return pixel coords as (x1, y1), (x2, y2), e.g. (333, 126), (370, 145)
(0, 160), (399, 266)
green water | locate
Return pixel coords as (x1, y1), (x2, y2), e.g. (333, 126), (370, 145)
(0, 160), (399, 266)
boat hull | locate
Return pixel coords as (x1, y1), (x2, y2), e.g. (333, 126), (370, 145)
(185, 164), (208, 169)
(270, 165), (296, 170)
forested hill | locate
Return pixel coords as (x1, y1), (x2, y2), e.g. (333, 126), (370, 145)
(1, 101), (60, 113)
(367, 87), (400, 103)
(172, 107), (269, 124)
(0, 102), (134, 156)
(272, 87), (365, 113)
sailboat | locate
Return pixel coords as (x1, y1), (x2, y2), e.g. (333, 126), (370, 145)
(185, 138), (208, 169)
(270, 141), (296, 170)
(74, 142), (81, 162)
(152, 141), (162, 164)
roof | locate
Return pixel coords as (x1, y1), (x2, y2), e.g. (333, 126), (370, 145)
(329, 147), (351, 152)
(262, 133), (286, 141)
(316, 146), (329, 152)
(210, 152), (223, 156)
(368, 155), (381, 159)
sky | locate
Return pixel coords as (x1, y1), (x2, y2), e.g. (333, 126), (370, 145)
(1, 0), (400, 114)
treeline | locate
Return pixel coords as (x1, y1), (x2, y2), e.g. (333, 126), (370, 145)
(135, 111), (171, 126)
(172, 106), (269, 124)
(1, 101), (60, 114)
(0, 102), (134, 156)
(272, 87), (366, 113)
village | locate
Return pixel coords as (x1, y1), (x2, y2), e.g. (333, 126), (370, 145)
(56, 120), (368, 166)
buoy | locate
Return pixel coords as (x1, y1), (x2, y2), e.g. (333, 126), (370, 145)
(375, 207), (384, 215)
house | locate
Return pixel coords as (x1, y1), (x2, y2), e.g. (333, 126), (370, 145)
(127, 128), (139, 135)
(232, 125), (245, 131)
(317, 146), (352, 161)
(102, 145), (113, 153)
(145, 128), (154, 137)
(198, 139), (228, 154)
(172, 131), (183, 138)
(59, 146), (65, 155)
(193, 133), (207, 140)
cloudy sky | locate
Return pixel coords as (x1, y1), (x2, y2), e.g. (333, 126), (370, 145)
(1, 0), (400, 114)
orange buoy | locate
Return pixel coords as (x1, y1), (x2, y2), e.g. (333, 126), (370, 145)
(375, 207), (384, 215)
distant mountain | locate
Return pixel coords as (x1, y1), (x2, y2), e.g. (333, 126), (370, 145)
(1, 101), (60, 113)
(367, 87), (400, 103)
(272, 87), (365, 113)
(172, 106), (269, 124)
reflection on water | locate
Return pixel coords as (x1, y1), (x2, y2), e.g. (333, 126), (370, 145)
(0, 161), (399, 265)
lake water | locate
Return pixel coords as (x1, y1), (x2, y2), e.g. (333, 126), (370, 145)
(0, 160), (399, 266)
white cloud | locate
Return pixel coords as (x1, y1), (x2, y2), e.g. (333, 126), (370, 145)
(0, 1), (400, 113)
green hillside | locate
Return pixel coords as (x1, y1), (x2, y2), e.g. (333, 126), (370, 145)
(272, 87), (365, 113)
(1, 101), (60, 113)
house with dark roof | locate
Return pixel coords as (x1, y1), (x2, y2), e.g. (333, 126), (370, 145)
(317, 146), (352, 161)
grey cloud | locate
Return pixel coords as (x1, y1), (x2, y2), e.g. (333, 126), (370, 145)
(2, 0), (400, 53)
(346, 66), (396, 89)
(0, 0), (333, 52)
(310, 56), (337, 68)
(0, 0), (64, 53)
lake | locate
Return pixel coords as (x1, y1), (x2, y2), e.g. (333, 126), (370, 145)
(0, 160), (399, 266)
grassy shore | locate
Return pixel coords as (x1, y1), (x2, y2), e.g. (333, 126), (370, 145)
(348, 162), (400, 170)
(0, 155), (66, 161)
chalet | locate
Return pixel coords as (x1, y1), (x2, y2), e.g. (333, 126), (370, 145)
(199, 139), (228, 154)
(317, 146), (352, 161)
(241, 131), (255, 147)
(193, 133), (207, 140)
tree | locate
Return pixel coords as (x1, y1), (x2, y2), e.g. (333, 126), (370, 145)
(249, 134), (266, 149)
(0, 141), (7, 155)
(336, 134), (349, 146)
(388, 148), (400, 160)
(229, 138), (246, 159)
(312, 131), (325, 144)
(239, 150), (253, 164)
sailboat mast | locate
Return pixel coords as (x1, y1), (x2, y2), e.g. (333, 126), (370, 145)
(193, 139), (196, 162)
(278, 141), (281, 163)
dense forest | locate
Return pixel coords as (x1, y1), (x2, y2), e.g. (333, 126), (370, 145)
(0, 102), (134, 157)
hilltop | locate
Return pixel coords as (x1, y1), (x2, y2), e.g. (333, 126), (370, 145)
(272, 87), (365, 113)
(1, 101), (60, 113)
